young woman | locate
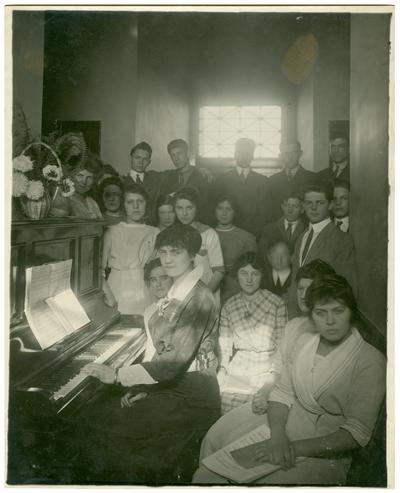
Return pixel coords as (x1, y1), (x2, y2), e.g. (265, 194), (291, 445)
(214, 195), (257, 304)
(68, 159), (103, 219)
(193, 274), (386, 485)
(98, 176), (125, 225)
(102, 185), (159, 315)
(217, 252), (287, 414)
(156, 194), (176, 231)
(174, 187), (224, 304)
(80, 224), (221, 482)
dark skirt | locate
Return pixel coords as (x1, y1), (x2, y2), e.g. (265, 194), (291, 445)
(71, 371), (221, 484)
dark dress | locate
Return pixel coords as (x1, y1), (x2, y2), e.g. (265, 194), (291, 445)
(72, 279), (221, 483)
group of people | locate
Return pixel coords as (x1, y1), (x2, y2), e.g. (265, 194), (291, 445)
(65, 135), (385, 486)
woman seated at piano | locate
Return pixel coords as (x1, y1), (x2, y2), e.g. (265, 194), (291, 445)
(102, 184), (159, 315)
(80, 224), (221, 482)
(193, 274), (386, 486)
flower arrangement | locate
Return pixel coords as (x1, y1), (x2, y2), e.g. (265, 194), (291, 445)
(12, 141), (75, 219)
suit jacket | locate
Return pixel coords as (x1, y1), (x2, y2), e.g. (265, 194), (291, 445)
(267, 166), (317, 221)
(124, 170), (163, 225)
(259, 217), (307, 264)
(288, 221), (357, 318)
(160, 167), (210, 223)
(212, 169), (270, 238)
(262, 267), (292, 298)
(318, 163), (350, 185)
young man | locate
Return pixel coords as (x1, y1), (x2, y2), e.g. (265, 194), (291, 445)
(332, 179), (350, 232)
(267, 140), (316, 221)
(212, 138), (270, 237)
(259, 192), (307, 260)
(124, 141), (162, 224)
(262, 240), (292, 298)
(318, 135), (350, 184)
(288, 182), (357, 317)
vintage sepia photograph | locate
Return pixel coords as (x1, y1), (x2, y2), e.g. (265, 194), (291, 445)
(6, 4), (393, 487)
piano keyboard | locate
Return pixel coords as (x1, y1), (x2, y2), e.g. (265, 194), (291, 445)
(46, 328), (145, 403)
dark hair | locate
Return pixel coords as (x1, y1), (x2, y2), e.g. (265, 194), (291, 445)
(143, 258), (163, 282)
(130, 141), (152, 158)
(279, 140), (301, 151)
(281, 191), (303, 204)
(156, 194), (175, 210)
(214, 194), (238, 215)
(296, 259), (336, 283)
(267, 239), (293, 257)
(330, 134), (349, 145)
(302, 181), (333, 202)
(305, 273), (357, 316)
(155, 224), (202, 257)
(99, 163), (119, 179)
(233, 252), (264, 278)
(83, 152), (103, 176)
(98, 177), (124, 212)
(333, 179), (350, 192)
(235, 137), (256, 151)
(173, 187), (200, 211)
(167, 139), (188, 154)
(123, 184), (149, 204)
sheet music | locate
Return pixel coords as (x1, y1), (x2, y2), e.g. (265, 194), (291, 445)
(25, 260), (90, 349)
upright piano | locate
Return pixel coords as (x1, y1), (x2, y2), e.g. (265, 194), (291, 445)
(8, 219), (146, 484)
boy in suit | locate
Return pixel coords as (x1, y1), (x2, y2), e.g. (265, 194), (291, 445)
(259, 192), (307, 262)
(318, 135), (350, 184)
(262, 240), (292, 298)
(332, 179), (350, 232)
(267, 140), (316, 221)
(288, 181), (357, 317)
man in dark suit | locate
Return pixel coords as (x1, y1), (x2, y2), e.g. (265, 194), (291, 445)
(318, 135), (350, 184)
(261, 239), (292, 298)
(212, 138), (270, 238)
(259, 191), (307, 264)
(160, 139), (209, 223)
(288, 181), (357, 317)
(123, 141), (162, 224)
(267, 140), (316, 221)
(332, 179), (350, 232)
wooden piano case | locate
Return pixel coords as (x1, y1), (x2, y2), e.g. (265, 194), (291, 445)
(8, 219), (145, 484)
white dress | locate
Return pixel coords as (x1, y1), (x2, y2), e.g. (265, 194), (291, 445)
(106, 222), (159, 315)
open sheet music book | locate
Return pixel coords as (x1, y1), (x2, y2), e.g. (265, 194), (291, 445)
(25, 260), (90, 349)
(202, 424), (304, 484)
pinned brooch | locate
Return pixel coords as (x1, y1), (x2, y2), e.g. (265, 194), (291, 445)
(157, 296), (171, 317)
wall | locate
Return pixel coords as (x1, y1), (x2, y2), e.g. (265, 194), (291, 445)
(349, 14), (391, 334)
(42, 12), (138, 174)
(296, 14), (350, 171)
(12, 11), (45, 140)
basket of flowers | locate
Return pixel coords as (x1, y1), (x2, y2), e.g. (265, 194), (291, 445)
(12, 141), (75, 220)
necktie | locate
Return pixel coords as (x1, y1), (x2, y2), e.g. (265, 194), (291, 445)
(286, 223), (293, 241)
(301, 228), (314, 265)
(241, 171), (246, 181)
(287, 169), (293, 181)
(336, 220), (343, 230)
(275, 276), (282, 292)
(136, 173), (142, 185)
(334, 166), (341, 178)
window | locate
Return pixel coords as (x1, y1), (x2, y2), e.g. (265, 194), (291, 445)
(198, 105), (282, 160)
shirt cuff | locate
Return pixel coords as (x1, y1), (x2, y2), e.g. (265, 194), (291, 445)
(268, 386), (294, 408)
(118, 364), (157, 387)
(340, 418), (372, 447)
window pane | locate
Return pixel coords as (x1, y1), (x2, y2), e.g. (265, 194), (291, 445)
(199, 105), (282, 159)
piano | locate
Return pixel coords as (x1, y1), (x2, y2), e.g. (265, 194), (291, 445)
(8, 218), (147, 484)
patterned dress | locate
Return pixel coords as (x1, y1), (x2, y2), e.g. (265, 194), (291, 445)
(218, 289), (287, 413)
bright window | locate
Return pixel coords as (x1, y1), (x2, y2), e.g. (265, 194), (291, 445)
(199, 105), (282, 159)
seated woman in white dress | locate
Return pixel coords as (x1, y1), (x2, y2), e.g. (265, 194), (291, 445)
(193, 274), (386, 486)
(217, 252), (287, 414)
(102, 184), (159, 315)
(173, 187), (224, 304)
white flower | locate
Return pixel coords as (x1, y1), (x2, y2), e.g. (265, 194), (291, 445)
(12, 172), (29, 197)
(43, 164), (62, 182)
(26, 180), (45, 200)
(13, 155), (34, 173)
(61, 178), (75, 197)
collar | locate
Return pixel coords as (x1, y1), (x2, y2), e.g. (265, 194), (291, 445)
(285, 165), (300, 176)
(335, 216), (349, 228)
(284, 218), (299, 229)
(273, 268), (291, 284)
(179, 164), (193, 175)
(167, 264), (203, 301)
(236, 166), (250, 178)
(130, 170), (144, 180)
(332, 160), (349, 172)
(241, 289), (264, 306)
(308, 217), (332, 234)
